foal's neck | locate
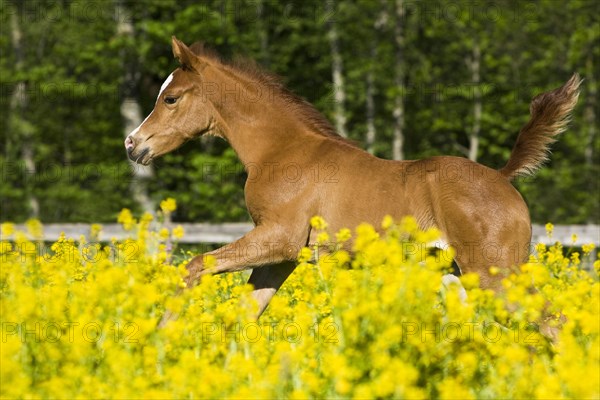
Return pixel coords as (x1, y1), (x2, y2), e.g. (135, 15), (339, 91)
(202, 65), (325, 167)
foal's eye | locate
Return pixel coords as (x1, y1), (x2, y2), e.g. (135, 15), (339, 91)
(164, 96), (178, 105)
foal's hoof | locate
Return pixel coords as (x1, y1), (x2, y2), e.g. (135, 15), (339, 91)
(157, 309), (179, 329)
(539, 323), (561, 344)
(441, 274), (468, 303)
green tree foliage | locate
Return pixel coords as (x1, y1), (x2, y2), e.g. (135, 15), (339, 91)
(0, 0), (598, 223)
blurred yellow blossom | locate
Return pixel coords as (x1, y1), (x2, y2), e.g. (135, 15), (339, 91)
(141, 212), (154, 223)
(160, 198), (177, 213)
(173, 225), (185, 239)
(399, 215), (419, 234)
(381, 215), (394, 230)
(582, 243), (595, 255)
(545, 222), (554, 237)
(90, 223), (102, 240)
(298, 247), (313, 263)
(117, 208), (136, 230)
(1, 222), (15, 237)
(316, 231), (330, 244)
(335, 228), (351, 243)
(25, 219), (43, 239)
(159, 228), (170, 240)
(310, 215), (328, 230)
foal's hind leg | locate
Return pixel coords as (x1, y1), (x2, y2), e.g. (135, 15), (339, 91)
(449, 226), (565, 340)
(454, 235), (564, 341)
(449, 230), (530, 293)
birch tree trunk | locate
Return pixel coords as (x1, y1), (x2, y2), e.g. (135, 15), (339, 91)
(257, 0), (270, 68)
(10, 4), (39, 217)
(116, 0), (154, 214)
(365, 2), (388, 154)
(584, 53), (596, 166)
(326, 0), (348, 138)
(468, 40), (481, 162)
(392, 0), (405, 160)
(365, 54), (376, 153)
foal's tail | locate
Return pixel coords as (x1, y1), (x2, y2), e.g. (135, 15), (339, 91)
(499, 74), (582, 181)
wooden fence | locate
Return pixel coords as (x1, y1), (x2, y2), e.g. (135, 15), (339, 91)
(5, 223), (599, 246)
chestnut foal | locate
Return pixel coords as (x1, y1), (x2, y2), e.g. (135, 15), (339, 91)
(124, 37), (580, 323)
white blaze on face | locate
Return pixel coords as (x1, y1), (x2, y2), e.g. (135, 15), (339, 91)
(128, 72), (175, 138)
(158, 72), (174, 99)
(129, 112), (151, 137)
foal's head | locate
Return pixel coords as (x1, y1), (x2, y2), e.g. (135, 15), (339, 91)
(124, 37), (218, 165)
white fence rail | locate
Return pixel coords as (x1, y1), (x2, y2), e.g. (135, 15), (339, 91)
(4, 223), (599, 246)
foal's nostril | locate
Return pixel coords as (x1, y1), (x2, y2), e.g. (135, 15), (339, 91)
(124, 136), (134, 153)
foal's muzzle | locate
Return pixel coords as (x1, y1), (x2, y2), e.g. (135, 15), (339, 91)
(124, 136), (135, 154)
(124, 135), (152, 165)
(128, 147), (151, 165)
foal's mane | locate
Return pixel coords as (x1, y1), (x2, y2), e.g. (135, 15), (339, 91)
(189, 42), (355, 146)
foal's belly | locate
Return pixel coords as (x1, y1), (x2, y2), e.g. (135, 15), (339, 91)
(316, 166), (426, 235)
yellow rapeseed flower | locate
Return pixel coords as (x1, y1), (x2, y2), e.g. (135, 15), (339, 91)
(159, 228), (170, 240)
(298, 247), (313, 263)
(141, 212), (154, 223)
(173, 225), (185, 239)
(381, 215), (394, 230)
(545, 222), (554, 237)
(570, 252), (580, 265)
(1, 222), (15, 237)
(25, 219), (43, 239)
(335, 228), (351, 243)
(117, 208), (136, 230)
(399, 215), (419, 234)
(460, 273), (480, 289)
(203, 254), (217, 269)
(160, 198), (177, 213)
(316, 231), (330, 244)
(535, 242), (547, 255)
(582, 243), (595, 255)
(310, 215), (328, 231)
(90, 223), (103, 239)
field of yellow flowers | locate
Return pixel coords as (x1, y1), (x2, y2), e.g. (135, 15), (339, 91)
(1, 200), (598, 399)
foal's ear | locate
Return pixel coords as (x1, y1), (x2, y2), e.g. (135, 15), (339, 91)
(171, 36), (204, 73)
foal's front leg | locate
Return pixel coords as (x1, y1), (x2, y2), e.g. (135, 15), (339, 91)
(159, 226), (299, 327)
(247, 262), (297, 318)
